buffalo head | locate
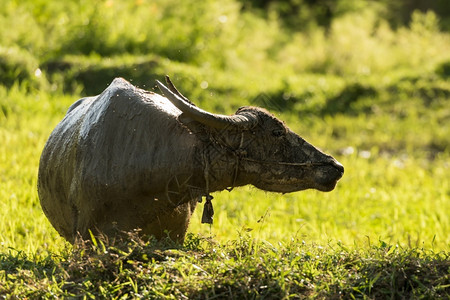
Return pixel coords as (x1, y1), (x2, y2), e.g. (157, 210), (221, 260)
(156, 77), (344, 195)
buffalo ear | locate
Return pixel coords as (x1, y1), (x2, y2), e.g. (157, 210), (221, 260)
(178, 112), (195, 125)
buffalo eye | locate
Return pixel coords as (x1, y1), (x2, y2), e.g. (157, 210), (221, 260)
(272, 129), (285, 137)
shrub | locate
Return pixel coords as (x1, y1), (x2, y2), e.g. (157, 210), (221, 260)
(0, 46), (45, 89)
(436, 60), (450, 78)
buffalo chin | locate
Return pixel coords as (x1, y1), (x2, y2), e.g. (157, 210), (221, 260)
(253, 182), (334, 194)
(315, 180), (339, 192)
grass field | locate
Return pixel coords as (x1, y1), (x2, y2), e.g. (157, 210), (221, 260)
(1, 0), (449, 298)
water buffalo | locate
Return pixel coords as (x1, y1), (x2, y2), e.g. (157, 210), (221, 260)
(38, 76), (344, 244)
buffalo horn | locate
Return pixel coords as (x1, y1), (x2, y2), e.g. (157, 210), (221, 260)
(156, 78), (257, 129)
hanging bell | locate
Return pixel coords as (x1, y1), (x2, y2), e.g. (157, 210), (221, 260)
(201, 195), (214, 224)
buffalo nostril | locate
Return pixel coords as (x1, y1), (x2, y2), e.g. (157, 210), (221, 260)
(333, 160), (344, 174)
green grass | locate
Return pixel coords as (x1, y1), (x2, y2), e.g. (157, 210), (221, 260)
(1, 0), (449, 298)
(0, 234), (448, 298)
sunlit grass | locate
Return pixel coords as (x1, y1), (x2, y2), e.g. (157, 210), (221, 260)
(0, 87), (71, 255)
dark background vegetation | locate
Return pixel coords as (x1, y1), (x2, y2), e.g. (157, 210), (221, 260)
(240, 0), (450, 29)
(1, 0), (449, 96)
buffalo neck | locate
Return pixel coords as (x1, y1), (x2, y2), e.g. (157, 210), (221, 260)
(197, 129), (252, 194)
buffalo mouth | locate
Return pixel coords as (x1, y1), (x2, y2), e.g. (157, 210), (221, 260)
(315, 179), (340, 192)
(313, 161), (344, 192)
